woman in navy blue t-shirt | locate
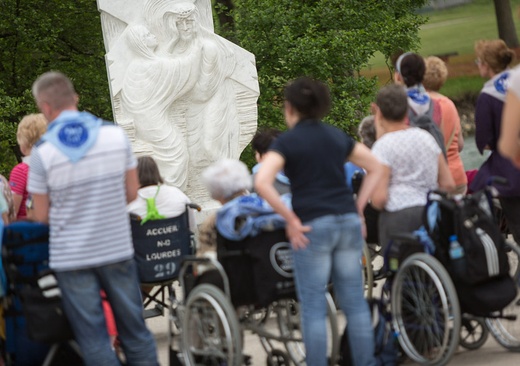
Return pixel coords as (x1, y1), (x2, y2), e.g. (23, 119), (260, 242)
(255, 77), (383, 366)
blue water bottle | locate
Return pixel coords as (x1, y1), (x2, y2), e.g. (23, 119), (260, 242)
(449, 234), (466, 278)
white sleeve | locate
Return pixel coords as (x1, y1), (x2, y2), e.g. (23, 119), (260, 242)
(27, 148), (48, 195)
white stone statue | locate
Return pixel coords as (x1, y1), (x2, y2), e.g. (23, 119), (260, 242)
(96, 0), (259, 205)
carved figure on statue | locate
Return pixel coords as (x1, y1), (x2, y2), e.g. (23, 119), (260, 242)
(121, 24), (198, 189)
(97, 0), (259, 208)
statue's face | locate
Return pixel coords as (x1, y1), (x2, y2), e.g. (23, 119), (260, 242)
(176, 16), (196, 41)
(143, 30), (158, 49)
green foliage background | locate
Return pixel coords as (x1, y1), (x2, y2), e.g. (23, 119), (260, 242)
(218, 0), (428, 166)
(0, 0), (428, 175)
(0, 0), (111, 176)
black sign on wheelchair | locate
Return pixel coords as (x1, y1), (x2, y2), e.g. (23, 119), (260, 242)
(131, 214), (191, 284)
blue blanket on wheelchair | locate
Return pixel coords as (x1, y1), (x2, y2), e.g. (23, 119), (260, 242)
(216, 193), (291, 241)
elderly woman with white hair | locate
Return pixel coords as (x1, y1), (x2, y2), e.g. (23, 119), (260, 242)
(198, 158), (288, 259)
(197, 159), (253, 260)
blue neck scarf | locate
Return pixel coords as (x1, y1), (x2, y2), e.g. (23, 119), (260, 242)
(43, 111), (102, 163)
(481, 69), (510, 102)
(407, 84), (431, 116)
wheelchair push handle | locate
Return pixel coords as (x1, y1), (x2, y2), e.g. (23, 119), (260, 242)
(186, 203), (202, 212)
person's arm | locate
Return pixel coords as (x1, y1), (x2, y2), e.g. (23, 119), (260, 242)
(255, 151), (311, 250)
(370, 166), (390, 210)
(458, 128), (464, 152)
(0, 193), (8, 224)
(12, 194), (22, 217)
(31, 193), (49, 224)
(498, 90), (520, 168)
(27, 148), (49, 224)
(125, 168), (139, 203)
(440, 97), (464, 152)
(437, 154), (455, 193)
(348, 143), (384, 214)
(9, 164), (27, 217)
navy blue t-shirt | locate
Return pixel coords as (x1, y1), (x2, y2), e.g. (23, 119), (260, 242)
(270, 119), (357, 222)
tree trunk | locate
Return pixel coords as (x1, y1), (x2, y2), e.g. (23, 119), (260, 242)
(494, 0), (519, 49)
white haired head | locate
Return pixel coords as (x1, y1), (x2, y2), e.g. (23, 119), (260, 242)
(202, 159), (252, 202)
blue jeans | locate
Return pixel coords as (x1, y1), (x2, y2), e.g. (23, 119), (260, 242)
(294, 213), (376, 366)
(56, 259), (158, 366)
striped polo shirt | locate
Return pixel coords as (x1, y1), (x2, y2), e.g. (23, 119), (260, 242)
(28, 124), (137, 271)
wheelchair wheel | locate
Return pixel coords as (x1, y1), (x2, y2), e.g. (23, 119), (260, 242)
(276, 292), (339, 365)
(485, 240), (520, 351)
(363, 241), (374, 300)
(459, 315), (488, 350)
(181, 284), (243, 366)
(391, 253), (460, 366)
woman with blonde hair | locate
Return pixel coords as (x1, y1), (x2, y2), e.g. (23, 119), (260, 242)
(9, 113), (47, 220)
(471, 39), (520, 245)
(423, 56), (467, 194)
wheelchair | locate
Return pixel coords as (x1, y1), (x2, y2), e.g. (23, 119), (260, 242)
(425, 185), (520, 354)
(130, 203), (200, 319)
(1, 221), (82, 366)
(375, 234), (461, 366)
(351, 172), (461, 365)
(169, 228), (340, 366)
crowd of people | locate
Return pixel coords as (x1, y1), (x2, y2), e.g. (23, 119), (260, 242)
(1, 36), (520, 366)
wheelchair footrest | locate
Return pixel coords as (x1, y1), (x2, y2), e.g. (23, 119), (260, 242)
(143, 304), (164, 319)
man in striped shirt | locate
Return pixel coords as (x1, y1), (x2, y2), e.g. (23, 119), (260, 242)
(28, 71), (158, 365)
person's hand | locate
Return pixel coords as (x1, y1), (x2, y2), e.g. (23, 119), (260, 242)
(359, 216), (367, 239)
(286, 219), (311, 250)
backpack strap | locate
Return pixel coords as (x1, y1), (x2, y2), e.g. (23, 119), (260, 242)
(140, 186), (166, 225)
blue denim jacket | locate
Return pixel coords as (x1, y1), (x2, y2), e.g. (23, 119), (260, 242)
(216, 193), (291, 241)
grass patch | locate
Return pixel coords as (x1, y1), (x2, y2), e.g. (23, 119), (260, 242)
(439, 75), (485, 99)
(365, 0), (520, 70)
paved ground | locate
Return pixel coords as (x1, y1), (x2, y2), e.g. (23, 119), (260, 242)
(145, 308), (520, 366)
(146, 251), (520, 366)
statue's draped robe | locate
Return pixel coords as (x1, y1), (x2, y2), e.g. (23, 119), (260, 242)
(121, 50), (200, 188)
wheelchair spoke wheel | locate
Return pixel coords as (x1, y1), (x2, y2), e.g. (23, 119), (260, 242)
(275, 292), (338, 366)
(460, 316), (488, 350)
(363, 242), (374, 300)
(181, 284), (243, 366)
(485, 241), (520, 351)
(391, 253), (460, 366)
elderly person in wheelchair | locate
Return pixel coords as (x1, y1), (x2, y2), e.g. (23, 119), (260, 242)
(127, 156), (196, 229)
(180, 159), (323, 366)
(196, 159), (289, 284)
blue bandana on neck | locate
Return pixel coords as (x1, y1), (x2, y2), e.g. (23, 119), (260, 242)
(407, 84), (431, 116)
(481, 70), (510, 102)
(407, 86), (430, 105)
(42, 111), (102, 163)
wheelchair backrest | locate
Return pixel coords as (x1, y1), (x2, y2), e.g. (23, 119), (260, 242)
(2, 221), (50, 281)
(216, 228), (296, 307)
(131, 209), (193, 284)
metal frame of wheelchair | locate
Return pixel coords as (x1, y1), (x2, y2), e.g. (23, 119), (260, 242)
(168, 256), (340, 366)
(130, 204), (200, 320)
